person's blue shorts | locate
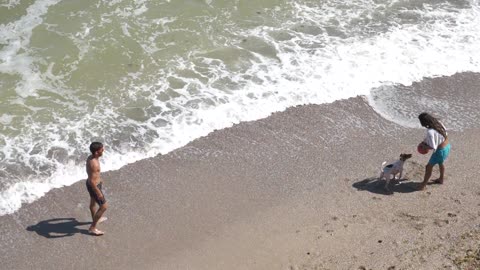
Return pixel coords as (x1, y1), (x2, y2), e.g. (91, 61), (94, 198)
(428, 144), (451, 165)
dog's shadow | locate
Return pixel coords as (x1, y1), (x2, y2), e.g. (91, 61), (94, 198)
(26, 218), (91, 238)
(353, 177), (420, 195)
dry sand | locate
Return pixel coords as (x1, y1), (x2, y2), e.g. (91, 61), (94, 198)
(1, 73), (480, 270)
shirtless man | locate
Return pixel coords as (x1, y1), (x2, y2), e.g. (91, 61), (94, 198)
(86, 142), (108, 236)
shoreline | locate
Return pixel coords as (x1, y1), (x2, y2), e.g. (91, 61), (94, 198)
(2, 72), (480, 269)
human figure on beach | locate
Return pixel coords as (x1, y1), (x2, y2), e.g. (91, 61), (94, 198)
(417, 113), (451, 190)
(86, 142), (108, 235)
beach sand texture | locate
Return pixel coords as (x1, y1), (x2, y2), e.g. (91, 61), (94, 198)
(1, 72), (480, 270)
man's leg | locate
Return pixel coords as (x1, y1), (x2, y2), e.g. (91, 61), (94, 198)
(419, 163), (434, 190)
(89, 197), (97, 221)
(89, 203), (107, 234)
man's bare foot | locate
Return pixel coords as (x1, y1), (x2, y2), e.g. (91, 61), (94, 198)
(418, 183), (427, 191)
(88, 228), (104, 236)
(431, 178), (444, 184)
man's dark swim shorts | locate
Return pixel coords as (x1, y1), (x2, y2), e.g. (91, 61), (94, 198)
(86, 181), (106, 206)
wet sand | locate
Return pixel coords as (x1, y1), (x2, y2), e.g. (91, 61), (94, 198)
(1, 73), (480, 270)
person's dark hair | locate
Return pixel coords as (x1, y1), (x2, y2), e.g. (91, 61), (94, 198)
(89, 142), (103, 154)
(418, 112), (447, 138)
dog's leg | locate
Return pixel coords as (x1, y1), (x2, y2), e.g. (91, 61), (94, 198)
(379, 162), (386, 179)
(384, 173), (391, 191)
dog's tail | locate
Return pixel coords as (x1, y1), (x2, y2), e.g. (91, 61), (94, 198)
(380, 161), (387, 173)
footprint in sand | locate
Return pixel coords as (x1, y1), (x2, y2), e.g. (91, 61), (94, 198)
(450, 197), (462, 204)
(397, 212), (422, 221)
(434, 218), (449, 227)
(413, 222), (426, 231)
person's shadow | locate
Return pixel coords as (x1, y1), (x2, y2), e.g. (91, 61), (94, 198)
(353, 177), (420, 195)
(26, 218), (90, 238)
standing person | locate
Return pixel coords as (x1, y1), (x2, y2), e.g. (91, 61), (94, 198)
(86, 142), (108, 235)
(417, 113), (451, 190)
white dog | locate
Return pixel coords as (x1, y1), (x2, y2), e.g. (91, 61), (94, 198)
(379, 153), (412, 191)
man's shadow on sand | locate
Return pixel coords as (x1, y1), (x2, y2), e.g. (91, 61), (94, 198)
(353, 177), (421, 195)
(26, 218), (90, 238)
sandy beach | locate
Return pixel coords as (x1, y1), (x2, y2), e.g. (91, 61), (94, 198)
(1, 72), (480, 270)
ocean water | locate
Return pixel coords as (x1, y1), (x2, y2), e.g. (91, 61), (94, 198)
(0, 0), (479, 215)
